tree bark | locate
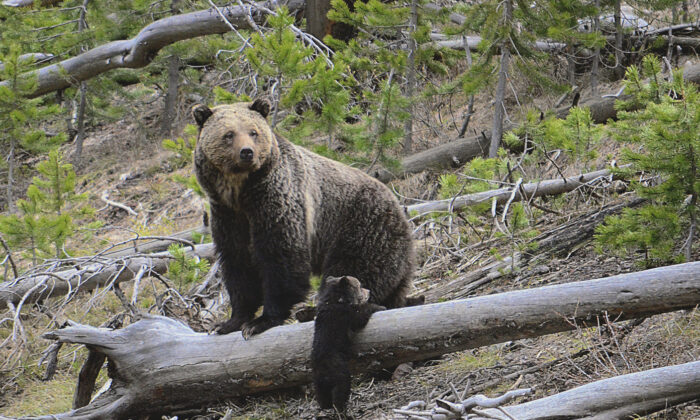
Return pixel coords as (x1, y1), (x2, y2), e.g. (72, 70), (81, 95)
(474, 361), (700, 419)
(305, 0), (332, 41)
(160, 54), (180, 136)
(0, 0), (305, 98)
(0, 243), (215, 311)
(406, 167), (620, 214)
(21, 261), (700, 419)
(71, 0), (90, 163)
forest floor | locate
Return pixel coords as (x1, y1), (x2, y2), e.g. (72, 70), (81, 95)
(1, 60), (700, 420)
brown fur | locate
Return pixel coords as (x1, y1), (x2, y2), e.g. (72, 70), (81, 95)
(312, 276), (384, 414)
(193, 99), (416, 339)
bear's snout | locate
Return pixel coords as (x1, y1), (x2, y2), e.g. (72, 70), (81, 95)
(240, 147), (254, 162)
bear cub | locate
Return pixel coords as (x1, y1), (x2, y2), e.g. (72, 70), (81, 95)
(312, 275), (385, 416)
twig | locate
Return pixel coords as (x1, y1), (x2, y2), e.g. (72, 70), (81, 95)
(130, 264), (147, 306)
(100, 190), (137, 216)
(40, 342), (64, 381)
(501, 177), (523, 224)
(0, 234), (18, 279)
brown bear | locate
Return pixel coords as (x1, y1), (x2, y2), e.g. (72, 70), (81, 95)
(192, 99), (417, 339)
(312, 275), (384, 415)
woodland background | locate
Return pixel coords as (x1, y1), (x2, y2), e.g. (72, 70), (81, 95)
(0, 0), (699, 418)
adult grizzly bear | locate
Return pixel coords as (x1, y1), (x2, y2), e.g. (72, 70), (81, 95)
(192, 99), (416, 339)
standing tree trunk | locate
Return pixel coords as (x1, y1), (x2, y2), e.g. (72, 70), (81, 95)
(6, 136), (16, 213)
(489, 0), (512, 158)
(73, 82), (87, 162)
(72, 0), (90, 163)
(590, 0), (601, 95)
(402, 0), (418, 155)
(306, 0), (333, 41)
(161, 54), (180, 136)
(613, 0), (625, 79)
(161, 0), (182, 137)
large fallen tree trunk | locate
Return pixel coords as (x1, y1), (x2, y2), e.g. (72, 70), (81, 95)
(473, 360), (700, 419)
(0, 243), (215, 311)
(0, 0), (304, 98)
(21, 262), (700, 419)
(406, 167), (617, 214)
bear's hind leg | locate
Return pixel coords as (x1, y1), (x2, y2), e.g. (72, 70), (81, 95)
(330, 373), (351, 414)
(314, 377), (334, 410)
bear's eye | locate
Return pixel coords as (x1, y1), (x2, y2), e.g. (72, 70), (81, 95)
(249, 130), (258, 138)
(223, 131), (235, 142)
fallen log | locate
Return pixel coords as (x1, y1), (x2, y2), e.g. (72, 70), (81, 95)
(22, 261), (700, 419)
(372, 129), (492, 183)
(102, 225), (210, 258)
(0, 243), (215, 311)
(406, 166), (618, 214)
(473, 360), (700, 419)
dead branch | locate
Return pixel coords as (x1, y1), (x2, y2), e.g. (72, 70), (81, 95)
(100, 190), (137, 216)
(0, 243), (215, 311)
(19, 261), (700, 419)
(406, 167), (620, 214)
(1, 0), (305, 98)
(425, 198), (645, 301)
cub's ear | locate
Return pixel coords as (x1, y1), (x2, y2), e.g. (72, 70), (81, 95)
(192, 104), (213, 128)
(249, 98), (271, 118)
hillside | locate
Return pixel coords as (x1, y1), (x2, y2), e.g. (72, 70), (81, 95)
(1, 1), (700, 419)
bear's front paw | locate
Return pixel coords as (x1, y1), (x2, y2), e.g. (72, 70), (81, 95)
(212, 318), (245, 335)
(241, 316), (283, 339)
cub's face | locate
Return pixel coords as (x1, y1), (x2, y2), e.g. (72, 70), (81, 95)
(192, 99), (276, 175)
(317, 276), (370, 306)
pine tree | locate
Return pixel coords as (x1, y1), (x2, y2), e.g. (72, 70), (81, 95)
(595, 56), (700, 265)
(326, 0), (447, 164)
(0, 150), (91, 264)
(0, 45), (66, 213)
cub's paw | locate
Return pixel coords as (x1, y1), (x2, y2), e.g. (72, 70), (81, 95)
(241, 316), (283, 339)
(405, 295), (425, 307)
(295, 305), (317, 323)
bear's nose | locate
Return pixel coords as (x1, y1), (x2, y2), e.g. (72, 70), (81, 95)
(240, 147), (254, 162)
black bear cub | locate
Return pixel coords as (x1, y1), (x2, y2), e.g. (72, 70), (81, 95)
(312, 276), (385, 416)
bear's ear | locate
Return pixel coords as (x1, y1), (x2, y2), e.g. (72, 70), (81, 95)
(249, 98), (271, 118)
(192, 104), (213, 128)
